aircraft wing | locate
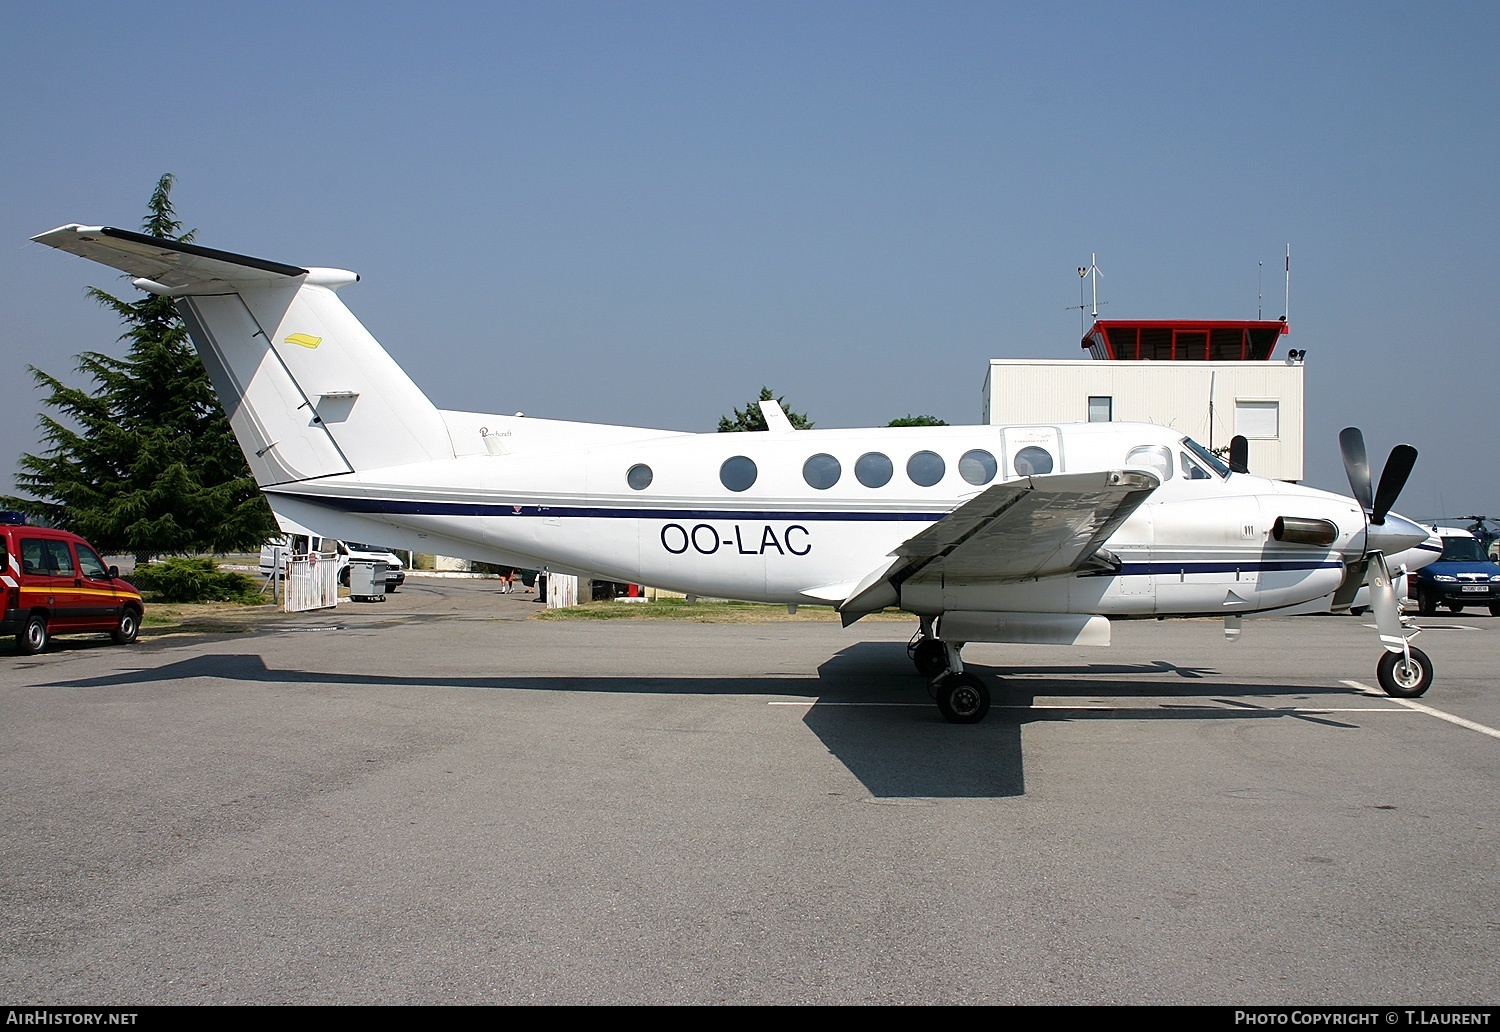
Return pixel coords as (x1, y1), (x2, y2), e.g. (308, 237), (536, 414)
(31, 225), (307, 293)
(839, 468), (1159, 622)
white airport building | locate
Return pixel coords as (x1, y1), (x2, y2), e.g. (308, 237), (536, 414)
(982, 319), (1306, 482)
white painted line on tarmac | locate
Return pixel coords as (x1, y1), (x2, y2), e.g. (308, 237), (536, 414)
(1342, 680), (1500, 740)
(771, 701), (1422, 714)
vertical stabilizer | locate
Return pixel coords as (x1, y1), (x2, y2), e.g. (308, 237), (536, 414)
(31, 225), (454, 486)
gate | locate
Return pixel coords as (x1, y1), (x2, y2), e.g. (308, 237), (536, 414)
(282, 551), (339, 612)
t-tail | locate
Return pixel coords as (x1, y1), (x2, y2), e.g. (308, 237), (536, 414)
(31, 225), (453, 486)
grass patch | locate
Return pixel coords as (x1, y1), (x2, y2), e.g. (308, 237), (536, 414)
(139, 599), (279, 637)
(533, 598), (913, 623)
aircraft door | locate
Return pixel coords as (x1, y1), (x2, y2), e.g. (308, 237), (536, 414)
(1001, 426), (1064, 480)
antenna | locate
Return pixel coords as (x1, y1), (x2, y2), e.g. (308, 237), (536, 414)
(1067, 253), (1106, 335)
(1283, 244), (1291, 322)
(1257, 260), (1263, 320)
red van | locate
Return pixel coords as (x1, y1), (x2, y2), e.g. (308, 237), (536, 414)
(0, 523), (144, 654)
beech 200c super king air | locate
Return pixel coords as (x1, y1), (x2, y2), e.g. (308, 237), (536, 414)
(32, 224), (1444, 722)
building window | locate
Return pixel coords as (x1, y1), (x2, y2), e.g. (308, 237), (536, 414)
(1234, 399), (1279, 439)
(1087, 396), (1113, 422)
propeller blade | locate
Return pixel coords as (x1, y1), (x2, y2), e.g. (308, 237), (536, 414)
(1228, 435), (1249, 475)
(1370, 444), (1418, 525)
(1331, 557), (1369, 612)
(1365, 553), (1406, 652)
(1340, 427), (1373, 513)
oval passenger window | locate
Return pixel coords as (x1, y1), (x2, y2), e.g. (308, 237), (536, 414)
(854, 452), (893, 488)
(958, 449), (997, 486)
(1013, 446), (1054, 476)
(720, 455), (758, 492)
(906, 450), (945, 487)
(627, 464), (653, 490)
(802, 453), (841, 490)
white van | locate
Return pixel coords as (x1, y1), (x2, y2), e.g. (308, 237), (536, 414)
(260, 535), (406, 590)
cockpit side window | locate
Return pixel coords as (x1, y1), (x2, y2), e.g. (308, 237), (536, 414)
(1125, 445), (1173, 482)
(1180, 452), (1212, 480)
(1180, 437), (1230, 478)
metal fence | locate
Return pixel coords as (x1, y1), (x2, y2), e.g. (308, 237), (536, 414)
(281, 552), (339, 612)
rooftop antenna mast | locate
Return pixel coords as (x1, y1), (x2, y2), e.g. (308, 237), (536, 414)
(1069, 252), (1106, 335)
(1283, 244), (1291, 322)
(1257, 260), (1263, 320)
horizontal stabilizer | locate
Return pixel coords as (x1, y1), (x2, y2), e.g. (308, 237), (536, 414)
(31, 225), (307, 294)
(34, 223), (453, 485)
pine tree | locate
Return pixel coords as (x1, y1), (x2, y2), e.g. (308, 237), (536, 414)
(5, 174), (278, 560)
(717, 387), (814, 432)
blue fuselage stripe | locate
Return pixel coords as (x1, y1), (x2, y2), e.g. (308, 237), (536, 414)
(289, 495), (949, 522)
(283, 493), (1345, 574)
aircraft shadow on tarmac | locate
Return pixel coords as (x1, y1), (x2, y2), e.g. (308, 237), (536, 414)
(39, 642), (1365, 800)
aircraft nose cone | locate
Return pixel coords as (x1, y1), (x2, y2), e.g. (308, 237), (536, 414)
(1369, 512), (1429, 555)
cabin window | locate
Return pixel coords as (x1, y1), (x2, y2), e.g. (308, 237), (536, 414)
(958, 449), (997, 486)
(1013, 446), (1054, 476)
(626, 464), (653, 491)
(1125, 445), (1173, 481)
(802, 453), (841, 490)
(1087, 396), (1113, 422)
(720, 455), (758, 492)
(854, 452), (893, 488)
(906, 450), (945, 487)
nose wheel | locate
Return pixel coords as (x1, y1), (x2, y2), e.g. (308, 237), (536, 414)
(1376, 646), (1433, 698)
(932, 672), (991, 724)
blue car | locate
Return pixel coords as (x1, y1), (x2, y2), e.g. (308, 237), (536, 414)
(1412, 528), (1500, 616)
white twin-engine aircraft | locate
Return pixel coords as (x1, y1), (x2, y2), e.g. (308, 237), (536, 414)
(33, 224), (1444, 722)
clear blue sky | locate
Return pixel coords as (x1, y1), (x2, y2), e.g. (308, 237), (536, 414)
(3, 1), (1496, 520)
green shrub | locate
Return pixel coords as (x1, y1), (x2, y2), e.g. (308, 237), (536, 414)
(130, 557), (265, 603)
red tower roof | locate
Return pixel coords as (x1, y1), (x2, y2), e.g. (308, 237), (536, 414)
(1081, 319), (1289, 361)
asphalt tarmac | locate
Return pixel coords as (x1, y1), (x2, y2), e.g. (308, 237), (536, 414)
(2, 578), (1497, 1005)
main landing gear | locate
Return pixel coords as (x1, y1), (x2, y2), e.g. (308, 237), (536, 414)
(909, 622), (990, 724)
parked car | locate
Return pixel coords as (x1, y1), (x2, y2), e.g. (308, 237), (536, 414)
(259, 535), (406, 590)
(1410, 526), (1500, 616)
(0, 520), (144, 654)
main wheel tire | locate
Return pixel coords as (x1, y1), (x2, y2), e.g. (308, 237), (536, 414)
(910, 638), (947, 678)
(1377, 646), (1433, 699)
(339, 567), (350, 587)
(111, 606), (140, 645)
(1418, 589), (1437, 616)
(1349, 606), (1367, 617)
(935, 672), (990, 724)
(17, 613), (48, 655)
(1490, 603), (1500, 617)
(1446, 604), (1464, 613)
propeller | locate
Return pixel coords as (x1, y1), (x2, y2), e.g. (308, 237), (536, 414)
(1340, 428), (1418, 527)
(1228, 435), (1250, 475)
(1335, 428), (1426, 651)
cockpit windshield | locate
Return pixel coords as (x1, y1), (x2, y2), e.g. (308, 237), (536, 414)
(1180, 437), (1230, 478)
